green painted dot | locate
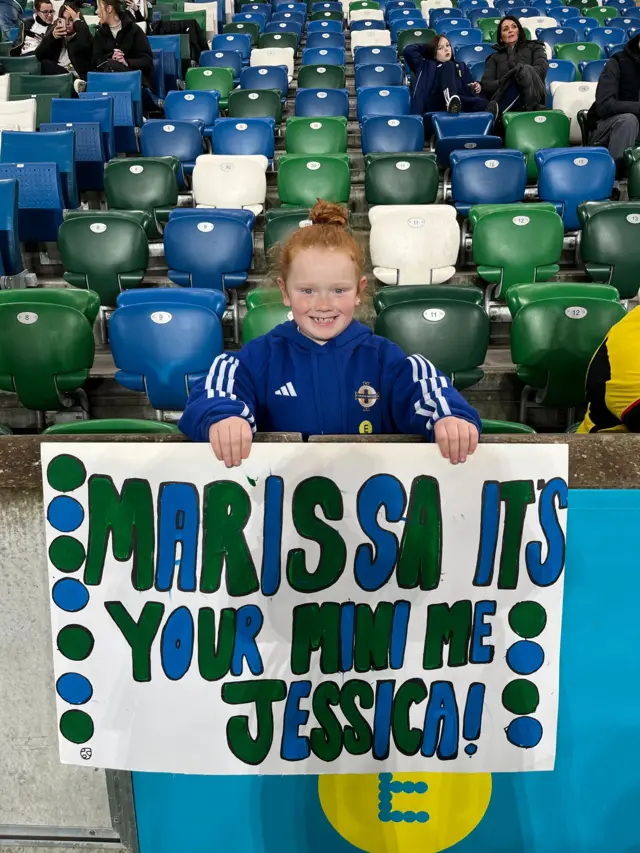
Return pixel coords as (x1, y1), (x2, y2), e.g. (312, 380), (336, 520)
(47, 455), (87, 493)
(509, 601), (547, 638)
(59, 709), (94, 744)
(49, 536), (86, 573)
(57, 625), (94, 661)
(502, 679), (540, 715)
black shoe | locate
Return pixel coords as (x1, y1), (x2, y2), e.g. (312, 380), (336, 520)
(487, 100), (500, 120)
(447, 95), (461, 114)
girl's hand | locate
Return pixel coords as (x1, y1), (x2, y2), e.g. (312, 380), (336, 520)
(112, 48), (127, 64)
(434, 417), (479, 465)
(209, 417), (253, 468)
(470, 81), (481, 94)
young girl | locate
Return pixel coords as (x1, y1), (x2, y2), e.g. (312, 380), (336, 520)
(179, 201), (482, 466)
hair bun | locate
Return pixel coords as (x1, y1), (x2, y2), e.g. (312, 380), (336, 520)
(309, 200), (349, 228)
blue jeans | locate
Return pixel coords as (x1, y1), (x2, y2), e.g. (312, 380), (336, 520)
(0, 0), (23, 42)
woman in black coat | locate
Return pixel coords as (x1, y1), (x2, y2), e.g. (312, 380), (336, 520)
(481, 16), (548, 115)
(91, 0), (153, 88)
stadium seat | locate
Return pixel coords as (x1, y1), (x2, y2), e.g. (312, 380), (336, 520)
(265, 20), (303, 40)
(310, 8), (342, 20)
(0, 162), (63, 243)
(361, 114), (424, 154)
(455, 42), (495, 63)
(577, 200), (640, 299)
(212, 33), (253, 62)
(449, 149), (527, 216)
(467, 6), (499, 25)
(250, 46), (295, 80)
(587, 5), (620, 26)
(302, 46), (347, 65)
(164, 90), (219, 138)
(240, 0), (272, 15)
(243, 302), (293, 343)
(351, 8), (385, 23)
(307, 19), (344, 33)
(227, 88), (283, 122)
(212, 117), (276, 159)
(0, 129), (78, 210)
(1, 56), (40, 74)
(535, 146), (614, 230)
(375, 299), (490, 389)
(0, 291), (96, 412)
(505, 280), (620, 317)
(435, 17), (471, 34)
(234, 10), (268, 29)
(521, 15), (559, 37)
(396, 27), (436, 55)
(149, 34), (182, 87)
(51, 96), (115, 161)
(140, 120), (204, 185)
(351, 27), (393, 53)
(365, 153), (439, 204)
(354, 62), (404, 87)
(0, 179), (23, 276)
(603, 15), (639, 32)
(9, 72), (74, 99)
(277, 153), (351, 205)
(104, 157), (178, 238)
(297, 64), (347, 88)
(43, 419), (182, 435)
(8, 92), (55, 130)
(540, 27), (579, 48)
(356, 85), (410, 122)
(351, 17), (386, 29)
(264, 207), (313, 254)
(294, 87), (350, 117)
(354, 44), (398, 64)
(164, 209), (255, 291)
(58, 213), (149, 307)
(585, 25), (622, 52)
(606, 41), (627, 55)
(511, 295), (626, 410)
(192, 154), (269, 214)
(0, 98), (37, 132)
(86, 69), (143, 127)
(446, 26), (483, 48)
(307, 31), (346, 49)
(277, 2), (307, 17)
(185, 67), (234, 109)
(224, 21), (261, 45)
(428, 7), (460, 25)
(502, 110), (571, 179)
(245, 286), (283, 310)
(110, 300), (223, 411)
(285, 115), (348, 153)
(41, 122), (106, 193)
(373, 283), (484, 313)
(259, 31), (299, 49)
(432, 111), (501, 167)
(272, 10), (305, 27)
(555, 41), (602, 71)
(545, 59), (577, 104)
(477, 18), (501, 41)
(391, 17), (428, 39)
(579, 58), (607, 80)
(369, 204), (460, 285)
(241, 65), (289, 98)
(625, 146), (640, 198)
(117, 286), (226, 320)
(470, 204), (565, 300)
(569, 15), (601, 38)
(312, 1), (343, 13)
(200, 49), (244, 83)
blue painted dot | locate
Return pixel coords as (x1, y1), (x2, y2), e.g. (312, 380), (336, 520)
(403, 811), (416, 823)
(389, 781), (403, 793)
(465, 743), (478, 755)
(414, 781), (428, 794)
(378, 773), (393, 783)
(402, 782), (415, 793)
(390, 811), (404, 823)
(56, 672), (93, 705)
(416, 811), (430, 823)
(378, 793), (392, 805)
(379, 811), (391, 822)
(47, 496), (84, 533)
(52, 578), (89, 612)
(506, 640), (545, 675)
(506, 716), (543, 748)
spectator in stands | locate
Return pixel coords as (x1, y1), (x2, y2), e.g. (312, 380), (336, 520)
(179, 201), (482, 466)
(0, 0), (24, 43)
(35, 2), (93, 83)
(91, 0), (153, 88)
(587, 34), (640, 175)
(14, 0), (55, 55)
(578, 307), (640, 433)
(404, 34), (491, 115)
(481, 16), (548, 115)
(125, 0), (147, 23)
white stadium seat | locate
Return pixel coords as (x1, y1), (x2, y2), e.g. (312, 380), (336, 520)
(519, 15), (557, 38)
(185, 1), (217, 39)
(350, 7), (385, 23)
(551, 81), (597, 144)
(82, 14), (99, 25)
(421, 0), (453, 17)
(351, 28), (392, 55)
(0, 75), (9, 102)
(250, 47), (295, 81)
(192, 154), (268, 215)
(369, 205), (460, 286)
(0, 99), (37, 132)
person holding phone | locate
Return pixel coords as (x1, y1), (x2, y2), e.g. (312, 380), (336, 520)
(35, 1), (93, 83)
(91, 0), (153, 88)
(14, 0), (55, 56)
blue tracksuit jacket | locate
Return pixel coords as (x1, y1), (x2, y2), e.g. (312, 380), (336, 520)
(178, 320), (481, 441)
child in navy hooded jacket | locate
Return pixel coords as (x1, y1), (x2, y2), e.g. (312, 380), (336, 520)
(179, 201), (481, 467)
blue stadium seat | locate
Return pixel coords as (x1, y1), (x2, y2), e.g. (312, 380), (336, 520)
(458, 0), (491, 12)
(0, 163), (64, 243)
(435, 17), (471, 34)
(353, 45), (398, 64)
(0, 129), (77, 210)
(242, 3), (271, 21)
(548, 3), (579, 18)
(568, 16), (599, 37)
(276, 1), (307, 17)
(587, 26), (624, 51)
(150, 41), (179, 92)
(116, 287), (226, 319)
(265, 20), (303, 39)
(272, 10), (305, 26)
(212, 33), (252, 62)
(212, 117), (276, 159)
(361, 114), (424, 154)
(387, 0), (418, 17)
(52, 95), (115, 161)
(605, 15), (640, 31)
(199, 49), (244, 83)
(240, 64), (289, 97)
(307, 26), (344, 45)
(580, 58), (607, 80)
(164, 90), (220, 138)
(456, 43), (495, 64)
(429, 7), (463, 25)
(151, 49), (167, 101)
(140, 120), (204, 185)
(87, 69), (143, 126)
(390, 17), (427, 40)
(233, 10), (268, 29)
(432, 111), (501, 166)
(302, 46), (346, 65)
(468, 60), (486, 82)
(450, 149), (527, 216)
(79, 91), (136, 154)
(606, 41), (627, 55)
(0, 179), (23, 275)
(110, 301), (224, 411)
(295, 87), (350, 117)
(446, 26), (484, 48)
(467, 6), (498, 24)
(388, 7), (422, 24)
(164, 208), (256, 291)
(536, 146), (615, 230)
(545, 58), (577, 103)
(148, 34), (182, 83)
(354, 62), (404, 88)
(351, 18), (387, 30)
(539, 27), (578, 48)
(40, 122), (106, 192)
(357, 85), (411, 123)
(311, 1), (342, 13)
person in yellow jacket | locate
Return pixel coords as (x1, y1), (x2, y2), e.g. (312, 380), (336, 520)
(578, 306), (640, 433)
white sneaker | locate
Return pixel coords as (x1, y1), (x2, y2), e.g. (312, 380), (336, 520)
(73, 79), (87, 94)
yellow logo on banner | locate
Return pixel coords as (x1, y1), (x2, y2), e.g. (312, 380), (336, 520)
(359, 420), (373, 434)
(318, 772), (492, 853)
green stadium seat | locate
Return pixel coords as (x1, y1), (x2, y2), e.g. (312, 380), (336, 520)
(2, 56), (40, 74)
(0, 288), (100, 323)
(259, 31), (299, 50)
(185, 66), (234, 109)
(0, 290), (96, 411)
(243, 302), (293, 342)
(59, 213), (149, 308)
(170, 8), (206, 29)
(511, 295), (626, 411)
(374, 284), (484, 313)
(246, 287), (283, 310)
(624, 146), (640, 199)
(477, 18), (500, 42)
(43, 419), (182, 434)
(580, 4), (615, 24)
(224, 21), (261, 45)
(470, 203), (565, 301)
(104, 157), (179, 238)
(502, 111), (571, 181)
(264, 207), (313, 253)
(10, 73), (74, 98)
(505, 281), (621, 318)
(375, 299), (490, 389)
(285, 116), (348, 154)
(350, 0), (380, 10)
(9, 92), (53, 128)
(480, 419), (536, 434)
(297, 64), (346, 89)
(578, 201), (640, 300)
(555, 42), (602, 72)
(310, 8), (343, 19)
(277, 153), (351, 206)
(397, 28), (436, 56)
(227, 88), (283, 123)
(364, 153), (438, 205)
